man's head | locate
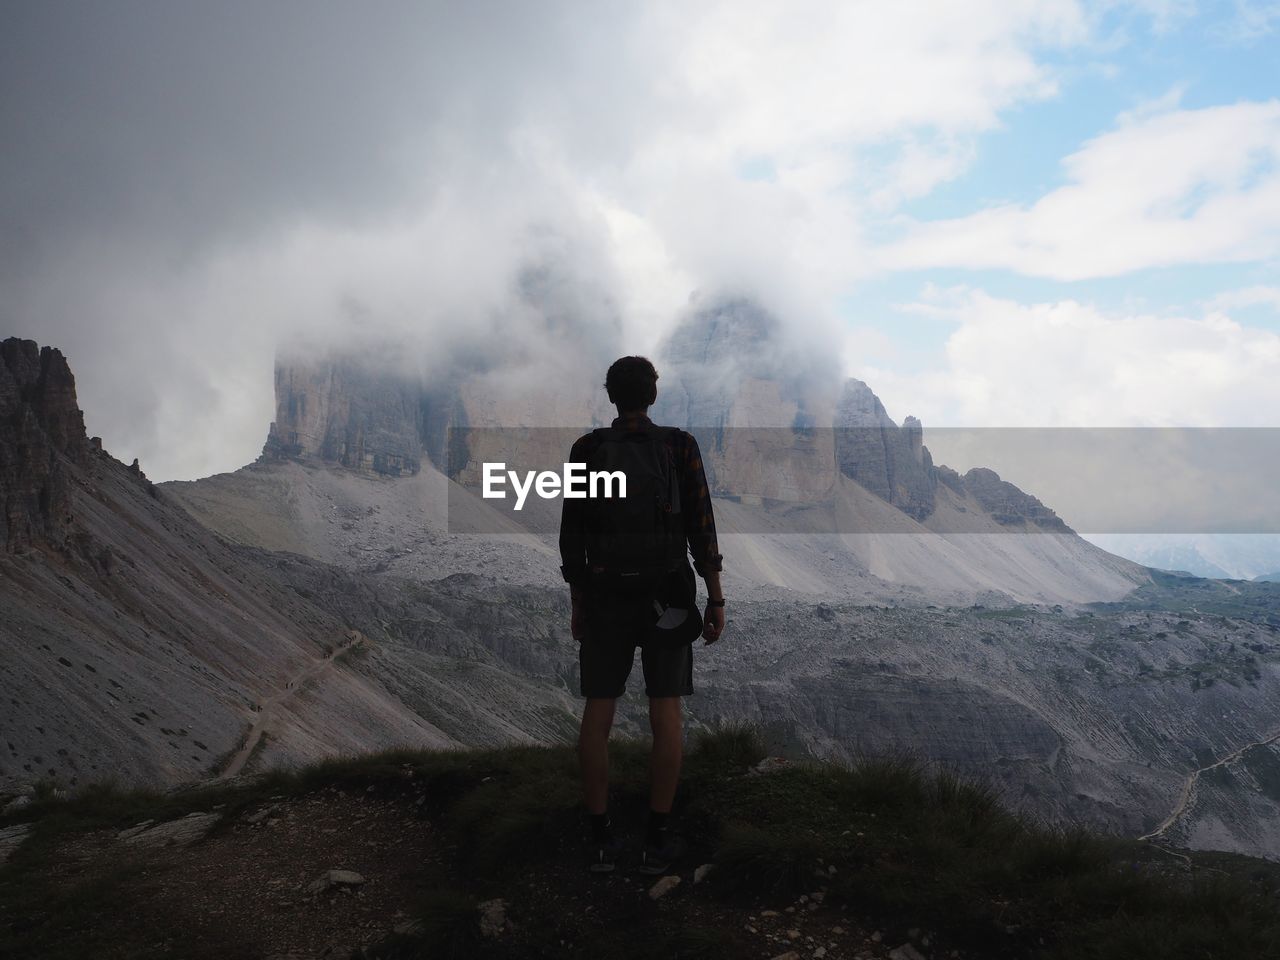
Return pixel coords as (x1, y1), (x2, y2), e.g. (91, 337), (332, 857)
(604, 356), (659, 413)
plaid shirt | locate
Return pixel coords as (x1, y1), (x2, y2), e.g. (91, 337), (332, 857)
(559, 413), (723, 588)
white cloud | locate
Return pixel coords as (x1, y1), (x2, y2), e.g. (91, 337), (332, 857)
(6, 1), (1098, 479)
(859, 287), (1280, 428)
(1215, 1), (1280, 43)
(1205, 284), (1280, 312)
(880, 100), (1280, 280)
(1103, 0), (1198, 33)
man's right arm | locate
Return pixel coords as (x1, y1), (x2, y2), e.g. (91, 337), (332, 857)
(559, 436), (590, 639)
(559, 435), (590, 593)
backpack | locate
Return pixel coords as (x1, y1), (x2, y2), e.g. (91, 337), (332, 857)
(583, 425), (686, 594)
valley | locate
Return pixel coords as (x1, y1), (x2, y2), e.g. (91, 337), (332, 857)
(4, 327), (1280, 864)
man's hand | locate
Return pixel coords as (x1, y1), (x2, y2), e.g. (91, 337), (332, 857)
(571, 596), (587, 642)
(702, 601), (725, 644)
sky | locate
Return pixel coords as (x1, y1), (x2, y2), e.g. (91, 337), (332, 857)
(2, 0), (1278, 483)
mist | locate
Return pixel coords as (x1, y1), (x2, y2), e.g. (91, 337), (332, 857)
(4, 1), (1102, 479)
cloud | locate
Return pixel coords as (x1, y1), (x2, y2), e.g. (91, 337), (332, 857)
(1205, 285), (1280, 312)
(2, 1), (1095, 479)
(880, 100), (1280, 280)
(859, 287), (1280, 428)
(1101, 0), (1197, 33)
(1214, 1), (1280, 43)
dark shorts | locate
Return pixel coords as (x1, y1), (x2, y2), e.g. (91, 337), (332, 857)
(578, 591), (693, 699)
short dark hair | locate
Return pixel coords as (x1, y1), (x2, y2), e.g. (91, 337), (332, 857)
(604, 356), (659, 410)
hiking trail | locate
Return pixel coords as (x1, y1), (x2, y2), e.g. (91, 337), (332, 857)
(1140, 726), (1280, 842)
(215, 631), (366, 780)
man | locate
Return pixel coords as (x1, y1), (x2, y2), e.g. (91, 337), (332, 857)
(559, 355), (725, 874)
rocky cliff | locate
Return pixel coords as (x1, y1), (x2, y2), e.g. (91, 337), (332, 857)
(954, 466), (1069, 531)
(263, 345), (426, 476)
(1, 338), (88, 551)
(834, 379), (937, 520)
(13, 337), (1280, 864)
(651, 299), (839, 503)
(257, 298), (1072, 536)
(0, 338), (577, 797)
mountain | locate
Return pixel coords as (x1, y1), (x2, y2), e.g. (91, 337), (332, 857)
(1086, 534), (1280, 581)
(7, 326), (1280, 865)
(0, 337), (581, 798)
(168, 299), (1147, 607)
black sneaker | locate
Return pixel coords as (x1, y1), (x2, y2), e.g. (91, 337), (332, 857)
(638, 832), (686, 875)
(589, 832), (626, 873)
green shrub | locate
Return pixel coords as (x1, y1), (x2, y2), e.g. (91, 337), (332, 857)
(712, 821), (822, 897)
(688, 722), (767, 774)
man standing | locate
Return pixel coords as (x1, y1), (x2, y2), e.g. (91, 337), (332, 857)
(559, 355), (725, 874)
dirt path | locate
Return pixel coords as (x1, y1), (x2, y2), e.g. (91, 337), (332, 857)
(216, 631), (365, 780)
(1140, 726), (1280, 841)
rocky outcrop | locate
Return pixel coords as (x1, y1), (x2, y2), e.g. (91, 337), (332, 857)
(1, 338), (89, 551)
(654, 300), (839, 502)
(834, 379), (936, 520)
(258, 300), (1073, 531)
(263, 347), (424, 476)
(656, 297), (835, 428)
(959, 466), (1069, 531)
(0, 823), (30, 866)
(936, 464), (966, 495)
(1, 339), (473, 798)
(119, 811), (220, 848)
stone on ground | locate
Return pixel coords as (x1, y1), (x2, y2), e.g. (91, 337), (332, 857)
(121, 812), (219, 848)
(648, 875), (681, 899)
(0, 823), (31, 865)
(478, 898), (507, 937)
(306, 869), (367, 895)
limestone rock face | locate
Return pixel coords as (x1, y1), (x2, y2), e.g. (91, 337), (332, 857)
(256, 302), (1065, 532)
(654, 300), (838, 502)
(834, 379), (936, 520)
(263, 347), (424, 476)
(1, 339), (470, 798)
(936, 464), (966, 494)
(959, 466), (1069, 531)
(1, 338), (88, 551)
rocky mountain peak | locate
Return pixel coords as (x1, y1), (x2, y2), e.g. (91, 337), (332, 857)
(661, 297), (777, 370)
(835, 378), (937, 520)
(1, 338), (87, 461)
(1, 338), (90, 550)
(262, 344), (426, 476)
(957, 466), (1069, 531)
(256, 309), (1072, 532)
(836, 378), (893, 427)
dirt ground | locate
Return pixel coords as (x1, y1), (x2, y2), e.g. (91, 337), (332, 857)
(16, 784), (917, 960)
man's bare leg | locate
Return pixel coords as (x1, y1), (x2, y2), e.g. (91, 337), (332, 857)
(648, 696), (683, 813)
(579, 697), (617, 814)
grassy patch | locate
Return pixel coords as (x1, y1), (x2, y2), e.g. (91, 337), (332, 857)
(711, 821), (822, 897)
(0, 858), (167, 960)
(7, 729), (1280, 960)
(1090, 571), (1280, 627)
(686, 721), (767, 776)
